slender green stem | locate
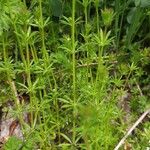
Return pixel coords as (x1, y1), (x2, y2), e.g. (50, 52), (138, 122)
(94, 0), (100, 33)
(30, 44), (38, 63)
(114, 0), (120, 49)
(2, 35), (7, 62)
(72, 0), (76, 146)
(39, 0), (48, 61)
(84, 5), (89, 83)
(2, 33), (24, 127)
(13, 22), (26, 65)
(38, 0), (53, 91)
(96, 6), (99, 33)
(96, 46), (103, 83)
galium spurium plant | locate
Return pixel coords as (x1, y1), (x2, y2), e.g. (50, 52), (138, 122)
(0, 0), (150, 150)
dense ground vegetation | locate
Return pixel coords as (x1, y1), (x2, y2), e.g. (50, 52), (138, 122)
(0, 0), (150, 149)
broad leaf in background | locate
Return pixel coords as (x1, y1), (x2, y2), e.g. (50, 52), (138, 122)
(127, 7), (136, 24)
(49, 0), (63, 17)
(126, 7), (145, 48)
(134, 0), (150, 8)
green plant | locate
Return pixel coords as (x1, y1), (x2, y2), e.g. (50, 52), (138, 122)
(0, 0), (150, 149)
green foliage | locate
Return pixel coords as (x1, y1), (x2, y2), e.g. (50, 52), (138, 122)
(101, 8), (114, 27)
(49, 0), (63, 17)
(4, 136), (33, 150)
(0, 0), (150, 149)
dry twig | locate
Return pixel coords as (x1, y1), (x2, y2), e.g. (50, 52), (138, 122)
(114, 108), (150, 150)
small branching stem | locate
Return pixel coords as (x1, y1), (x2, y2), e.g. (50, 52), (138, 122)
(114, 109), (150, 150)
